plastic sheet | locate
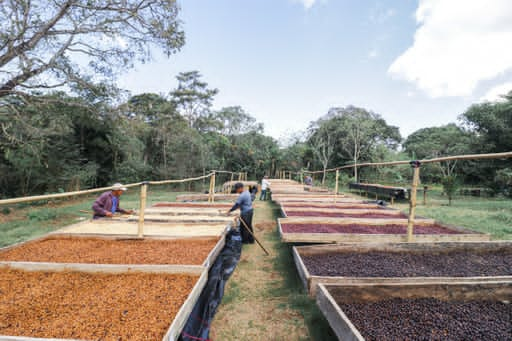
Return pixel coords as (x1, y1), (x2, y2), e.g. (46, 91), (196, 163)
(179, 227), (242, 341)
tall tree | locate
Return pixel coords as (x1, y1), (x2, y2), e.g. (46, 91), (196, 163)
(403, 124), (472, 180)
(308, 106), (401, 183)
(0, 0), (184, 99)
(170, 71), (218, 128)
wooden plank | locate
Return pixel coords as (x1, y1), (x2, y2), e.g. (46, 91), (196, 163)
(295, 241), (512, 296)
(292, 246), (312, 294)
(316, 284), (364, 341)
(164, 270), (208, 341)
(280, 231), (490, 244)
(0, 261), (204, 275)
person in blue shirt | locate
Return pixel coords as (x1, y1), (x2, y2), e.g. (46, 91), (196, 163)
(226, 182), (254, 244)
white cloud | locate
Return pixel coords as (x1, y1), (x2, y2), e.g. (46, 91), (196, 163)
(388, 0), (512, 98)
(480, 82), (512, 102)
(296, 0), (316, 9)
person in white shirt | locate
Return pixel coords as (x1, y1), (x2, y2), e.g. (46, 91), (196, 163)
(260, 175), (271, 200)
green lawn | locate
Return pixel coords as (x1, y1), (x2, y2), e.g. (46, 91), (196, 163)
(0, 188), (184, 247)
(387, 188), (512, 240)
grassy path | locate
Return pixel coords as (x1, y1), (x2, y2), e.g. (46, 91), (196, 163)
(210, 200), (336, 341)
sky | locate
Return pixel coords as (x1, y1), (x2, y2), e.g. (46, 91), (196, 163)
(118, 0), (512, 142)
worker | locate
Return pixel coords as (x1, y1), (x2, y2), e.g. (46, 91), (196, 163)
(249, 185), (258, 202)
(304, 175), (313, 186)
(226, 182), (254, 244)
(92, 183), (134, 219)
(260, 175), (271, 200)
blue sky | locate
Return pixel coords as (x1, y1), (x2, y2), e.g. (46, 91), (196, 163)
(118, 0), (512, 141)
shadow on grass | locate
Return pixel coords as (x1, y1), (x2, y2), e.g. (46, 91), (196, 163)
(267, 203), (338, 341)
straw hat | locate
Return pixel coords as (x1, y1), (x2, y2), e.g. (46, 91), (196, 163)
(111, 183), (128, 191)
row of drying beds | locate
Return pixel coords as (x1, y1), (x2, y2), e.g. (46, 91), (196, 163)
(0, 202), (235, 341)
(271, 187), (511, 340)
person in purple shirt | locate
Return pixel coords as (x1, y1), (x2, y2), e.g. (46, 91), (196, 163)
(92, 183), (134, 219)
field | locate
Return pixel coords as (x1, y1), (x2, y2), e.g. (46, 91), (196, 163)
(353, 186), (512, 240)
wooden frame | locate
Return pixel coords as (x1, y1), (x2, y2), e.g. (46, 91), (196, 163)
(280, 206), (404, 218)
(0, 263), (209, 341)
(53, 219), (231, 238)
(316, 281), (512, 341)
(176, 193), (238, 202)
(0, 230), (227, 271)
(293, 241), (512, 296)
(277, 218), (490, 244)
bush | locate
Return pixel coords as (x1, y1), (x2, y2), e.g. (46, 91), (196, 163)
(1, 207), (11, 215)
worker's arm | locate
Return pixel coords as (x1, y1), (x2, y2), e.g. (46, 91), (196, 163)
(116, 201), (134, 215)
(92, 193), (112, 217)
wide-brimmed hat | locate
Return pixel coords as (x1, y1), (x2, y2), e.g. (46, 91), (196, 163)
(111, 183), (128, 191)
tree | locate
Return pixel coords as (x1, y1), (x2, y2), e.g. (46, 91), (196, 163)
(170, 71), (218, 128)
(441, 175), (458, 206)
(308, 106), (401, 183)
(308, 123), (335, 184)
(0, 1), (184, 99)
(403, 124), (473, 182)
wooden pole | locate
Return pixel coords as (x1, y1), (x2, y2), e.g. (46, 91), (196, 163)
(211, 172), (216, 202)
(334, 169), (339, 203)
(137, 182), (148, 238)
(208, 174), (214, 203)
(423, 186), (428, 205)
(237, 216), (270, 255)
(407, 161), (421, 242)
(289, 171), (292, 180)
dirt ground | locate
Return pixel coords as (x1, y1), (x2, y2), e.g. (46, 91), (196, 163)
(210, 201), (335, 341)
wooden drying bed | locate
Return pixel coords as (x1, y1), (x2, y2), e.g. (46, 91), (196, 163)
(114, 214), (233, 223)
(152, 202), (233, 209)
(316, 282), (512, 341)
(55, 220), (230, 238)
(277, 218), (489, 243)
(176, 193), (238, 202)
(281, 207), (405, 218)
(0, 234), (226, 269)
(0, 263), (208, 341)
(293, 241), (512, 296)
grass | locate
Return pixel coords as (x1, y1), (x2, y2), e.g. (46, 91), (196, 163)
(0, 188), (184, 247)
(348, 186), (512, 240)
(210, 200), (337, 341)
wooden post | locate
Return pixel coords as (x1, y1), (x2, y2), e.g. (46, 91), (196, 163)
(230, 173), (234, 182)
(423, 186), (428, 205)
(211, 172), (216, 202)
(300, 171), (303, 184)
(289, 171), (292, 180)
(407, 161), (421, 242)
(137, 182), (148, 238)
(208, 173), (215, 203)
(334, 169), (339, 203)
(390, 196), (394, 206)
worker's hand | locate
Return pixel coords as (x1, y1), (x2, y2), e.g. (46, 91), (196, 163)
(125, 210), (135, 215)
(105, 212), (113, 217)
(225, 211), (231, 217)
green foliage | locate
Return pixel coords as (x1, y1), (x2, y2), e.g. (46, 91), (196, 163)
(403, 124), (472, 183)
(27, 209), (57, 222)
(441, 176), (459, 205)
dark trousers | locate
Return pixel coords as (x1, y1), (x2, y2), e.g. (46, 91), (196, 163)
(259, 189), (267, 200)
(240, 209), (254, 244)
